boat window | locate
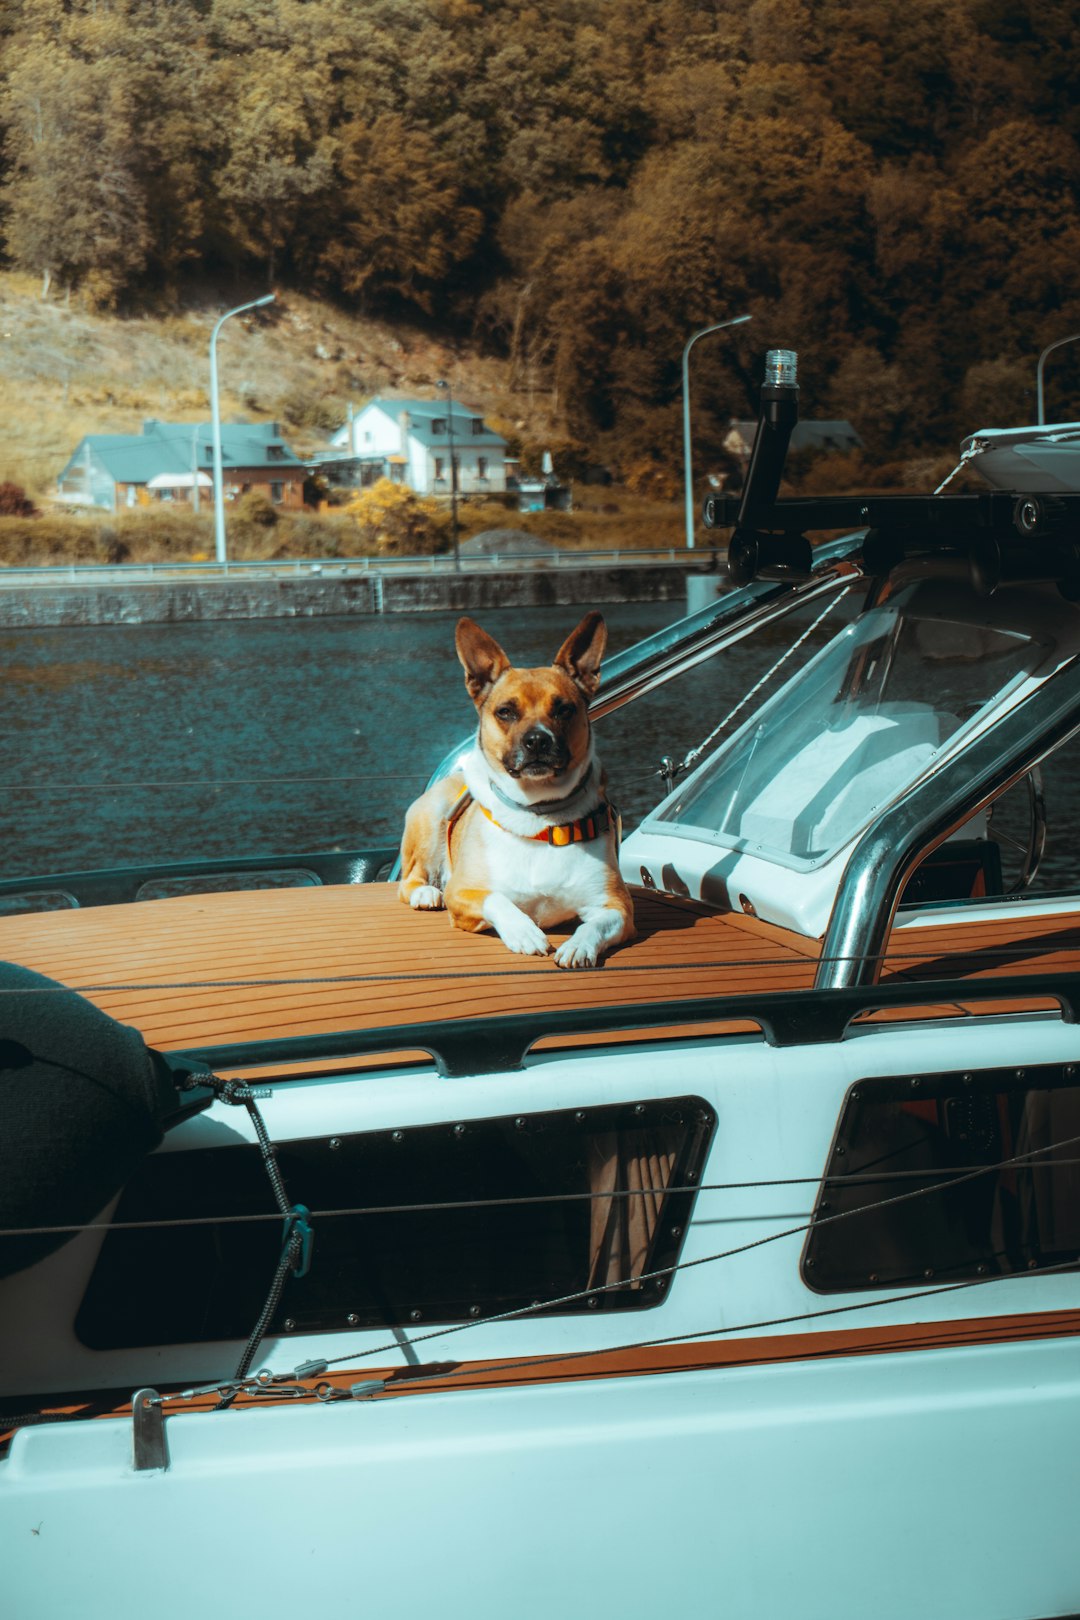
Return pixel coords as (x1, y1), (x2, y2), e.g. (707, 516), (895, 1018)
(802, 1062), (1080, 1292)
(75, 1095), (712, 1349)
(654, 581), (1036, 870)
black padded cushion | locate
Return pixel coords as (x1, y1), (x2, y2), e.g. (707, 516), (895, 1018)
(0, 961), (179, 1278)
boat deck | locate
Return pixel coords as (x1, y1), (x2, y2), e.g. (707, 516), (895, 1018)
(1, 883), (1078, 1071)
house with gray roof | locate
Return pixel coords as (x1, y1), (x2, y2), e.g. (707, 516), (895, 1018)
(325, 397), (509, 497)
(56, 421), (307, 512)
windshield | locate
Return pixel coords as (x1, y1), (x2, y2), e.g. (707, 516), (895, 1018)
(654, 580), (1039, 869)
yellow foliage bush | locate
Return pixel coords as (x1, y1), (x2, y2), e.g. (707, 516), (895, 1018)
(343, 478), (450, 556)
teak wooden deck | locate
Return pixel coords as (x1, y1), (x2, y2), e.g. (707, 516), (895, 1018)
(0, 883), (1078, 1069)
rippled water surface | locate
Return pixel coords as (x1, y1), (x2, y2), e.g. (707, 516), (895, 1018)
(2, 595), (1078, 892)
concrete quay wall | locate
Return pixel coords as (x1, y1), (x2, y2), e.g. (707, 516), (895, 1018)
(0, 561), (703, 629)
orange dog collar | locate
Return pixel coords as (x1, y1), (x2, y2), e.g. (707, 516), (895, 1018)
(479, 801), (616, 846)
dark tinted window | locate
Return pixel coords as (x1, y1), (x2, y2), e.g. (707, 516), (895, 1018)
(803, 1063), (1080, 1292)
(77, 1096), (712, 1348)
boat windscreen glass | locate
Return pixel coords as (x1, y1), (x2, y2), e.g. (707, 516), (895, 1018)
(654, 580), (1038, 870)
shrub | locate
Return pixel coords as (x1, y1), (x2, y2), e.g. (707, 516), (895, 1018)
(0, 482), (36, 517)
(343, 478), (450, 556)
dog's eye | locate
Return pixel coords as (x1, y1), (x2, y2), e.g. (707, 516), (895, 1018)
(551, 699), (576, 721)
(494, 704), (518, 724)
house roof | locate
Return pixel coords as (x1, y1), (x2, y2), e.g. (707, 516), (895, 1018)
(58, 420), (305, 485)
(338, 396), (507, 451)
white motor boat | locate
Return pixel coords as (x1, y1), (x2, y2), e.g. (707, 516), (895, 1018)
(3, 355), (1080, 1620)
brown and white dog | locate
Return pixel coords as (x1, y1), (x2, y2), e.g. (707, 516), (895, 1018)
(398, 612), (636, 968)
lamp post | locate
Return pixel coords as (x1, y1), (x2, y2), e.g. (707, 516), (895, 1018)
(436, 379), (461, 571)
(681, 313), (752, 549)
(210, 293), (275, 565)
(1036, 332), (1080, 426)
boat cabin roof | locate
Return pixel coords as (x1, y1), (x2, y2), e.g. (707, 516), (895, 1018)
(0, 882), (1076, 1074)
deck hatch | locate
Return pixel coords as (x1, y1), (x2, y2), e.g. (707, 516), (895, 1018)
(803, 1063), (1080, 1292)
(75, 1095), (713, 1348)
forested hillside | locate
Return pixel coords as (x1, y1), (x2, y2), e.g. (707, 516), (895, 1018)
(3, 0), (1079, 476)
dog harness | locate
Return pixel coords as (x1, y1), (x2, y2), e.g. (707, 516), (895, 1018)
(446, 786), (619, 863)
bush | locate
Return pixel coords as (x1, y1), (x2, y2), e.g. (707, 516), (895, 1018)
(0, 482), (36, 517)
(343, 478), (450, 556)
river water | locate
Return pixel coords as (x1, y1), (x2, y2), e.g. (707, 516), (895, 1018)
(1, 597), (1078, 892)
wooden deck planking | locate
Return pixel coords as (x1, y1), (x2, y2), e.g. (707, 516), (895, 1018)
(2, 882), (1080, 1063)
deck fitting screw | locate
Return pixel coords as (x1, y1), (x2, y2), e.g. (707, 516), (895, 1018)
(805, 1258), (815, 1269)
(835, 1145), (846, 1156)
(346, 1313), (359, 1326)
(587, 1296), (599, 1309)
(869, 1272), (878, 1282)
(453, 1123), (466, 1137)
(1016, 1069), (1026, 1080)
(911, 1077), (921, 1089)
(671, 1225), (682, 1237)
(634, 1104), (645, 1115)
(283, 1318), (295, 1331)
(655, 1278), (666, 1292)
(410, 1309), (422, 1321)
(977, 1265), (987, 1275)
(329, 1137), (341, 1150)
(392, 1130), (404, 1143)
(574, 1110), (586, 1122)
(963, 1074), (973, 1085)
(1065, 1066), (1076, 1080)
(1028, 1259), (1038, 1270)
(685, 1169), (697, 1180)
(923, 1269), (934, 1279)
(469, 1305), (481, 1317)
(850, 1091), (860, 1101)
(515, 1117), (526, 1130)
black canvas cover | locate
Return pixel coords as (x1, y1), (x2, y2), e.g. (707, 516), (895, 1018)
(0, 961), (179, 1278)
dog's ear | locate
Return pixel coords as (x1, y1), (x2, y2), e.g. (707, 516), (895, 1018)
(553, 612), (607, 697)
(456, 617), (511, 708)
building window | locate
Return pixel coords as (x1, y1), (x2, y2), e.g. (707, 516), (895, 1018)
(268, 445), (286, 461)
(472, 418), (484, 434)
(803, 1063), (1080, 1292)
(477, 457), (489, 480)
(431, 418), (446, 435)
(434, 457), (445, 481)
(75, 1095), (713, 1346)
(270, 482), (284, 503)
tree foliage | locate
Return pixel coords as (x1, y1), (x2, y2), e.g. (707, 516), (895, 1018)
(2, 0), (1080, 456)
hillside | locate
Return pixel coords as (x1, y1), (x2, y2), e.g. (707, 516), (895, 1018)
(0, 273), (693, 561)
(0, 273), (559, 499)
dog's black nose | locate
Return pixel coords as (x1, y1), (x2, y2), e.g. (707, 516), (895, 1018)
(522, 727), (553, 756)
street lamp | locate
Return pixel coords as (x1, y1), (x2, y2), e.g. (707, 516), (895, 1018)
(1036, 332), (1080, 426)
(210, 293), (275, 565)
(436, 379), (461, 571)
(681, 313), (752, 549)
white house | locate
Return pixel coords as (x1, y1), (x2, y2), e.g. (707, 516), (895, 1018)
(327, 397), (509, 496)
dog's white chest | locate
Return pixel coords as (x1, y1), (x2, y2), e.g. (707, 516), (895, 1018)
(480, 817), (615, 926)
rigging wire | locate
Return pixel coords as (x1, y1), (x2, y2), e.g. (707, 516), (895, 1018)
(6, 1159), (1080, 1241)
(312, 1125), (1080, 1374)
(364, 1253), (1080, 1403)
(0, 939), (1076, 994)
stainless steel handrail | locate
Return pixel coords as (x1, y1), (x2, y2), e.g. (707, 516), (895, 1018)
(816, 653), (1080, 990)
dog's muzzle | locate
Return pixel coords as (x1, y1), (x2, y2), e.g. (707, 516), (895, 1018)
(507, 727), (569, 777)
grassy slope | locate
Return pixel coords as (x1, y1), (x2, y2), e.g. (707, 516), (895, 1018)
(0, 274), (684, 560)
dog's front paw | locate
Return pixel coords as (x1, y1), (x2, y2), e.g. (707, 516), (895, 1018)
(483, 895), (551, 956)
(500, 915), (552, 956)
(409, 884), (445, 910)
(553, 929), (603, 970)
